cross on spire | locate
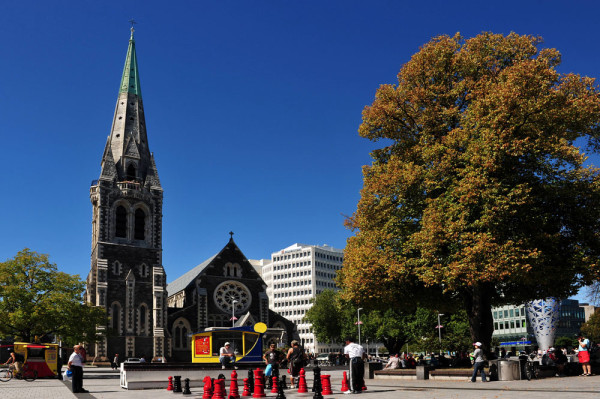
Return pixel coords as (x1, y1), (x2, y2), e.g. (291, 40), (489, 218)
(229, 231), (234, 239)
(129, 19), (137, 34)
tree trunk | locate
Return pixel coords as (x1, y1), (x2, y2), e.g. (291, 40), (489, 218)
(463, 283), (494, 354)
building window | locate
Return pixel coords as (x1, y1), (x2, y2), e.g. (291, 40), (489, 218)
(134, 208), (145, 240)
(173, 318), (191, 349)
(116, 206), (127, 238)
(111, 302), (121, 334)
(126, 163), (137, 180)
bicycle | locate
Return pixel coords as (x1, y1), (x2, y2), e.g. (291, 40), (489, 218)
(0, 363), (38, 382)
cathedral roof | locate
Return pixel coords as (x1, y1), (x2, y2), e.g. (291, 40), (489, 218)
(167, 253), (219, 296)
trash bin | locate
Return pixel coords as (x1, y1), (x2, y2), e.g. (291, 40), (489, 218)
(497, 359), (520, 381)
(416, 365), (430, 380)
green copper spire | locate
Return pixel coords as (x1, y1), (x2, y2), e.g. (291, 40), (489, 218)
(119, 27), (142, 97)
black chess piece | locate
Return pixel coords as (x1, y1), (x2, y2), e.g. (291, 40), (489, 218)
(276, 375), (287, 399)
(247, 369), (254, 393)
(312, 367), (323, 399)
(281, 374), (288, 390)
(182, 378), (192, 395)
(173, 375), (182, 393)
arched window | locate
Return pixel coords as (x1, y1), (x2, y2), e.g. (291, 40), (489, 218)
(111, 302), (122, 334)
(126, 163), (137, 181)
(134, 208), (145, 240)
(172, 318), (190, 349)
(116, 206), (127, 238)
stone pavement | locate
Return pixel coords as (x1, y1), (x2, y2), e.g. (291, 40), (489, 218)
(1, 367), (599, 399)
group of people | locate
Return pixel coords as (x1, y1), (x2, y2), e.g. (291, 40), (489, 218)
(383, 353), (418, 369)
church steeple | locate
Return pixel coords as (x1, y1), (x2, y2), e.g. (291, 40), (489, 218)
(100, 27), (160, 189)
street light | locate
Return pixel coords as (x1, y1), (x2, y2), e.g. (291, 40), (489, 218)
(357, 308), (364, 346)
(437, 313), (444, 355)
(231, 300), (238, 327)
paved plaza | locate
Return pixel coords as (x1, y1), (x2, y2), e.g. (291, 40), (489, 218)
(1, 367), (599, 399)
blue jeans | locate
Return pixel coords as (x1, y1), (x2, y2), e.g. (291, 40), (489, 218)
(220, 356), (236, 367)
(471, 361), (486, 382)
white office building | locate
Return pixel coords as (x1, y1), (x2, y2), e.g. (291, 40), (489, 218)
(261, 243), (344, 354)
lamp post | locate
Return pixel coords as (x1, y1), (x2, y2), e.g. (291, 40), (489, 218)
(437, 313), (444, 355)
(357, 308), (363, 346)
(232, 300), (238, 327)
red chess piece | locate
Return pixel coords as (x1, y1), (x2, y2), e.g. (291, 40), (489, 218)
(229, 370), (241, 399)
(202, 376), (213, 399)
(340, 371), (349, 392)
(213, 378), (226, 399)
(321, 374), (333, 395)
(252, 368), (266, 398)
(167, 376), (174, 391)
(297, 368), (308, 393)
(271, 376), (279, 393)
(241, 378), (251, 397)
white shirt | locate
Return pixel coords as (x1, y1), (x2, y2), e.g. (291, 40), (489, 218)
(220, 346), (234, 357)
(69, 352), (83, 367)
(344, 342), (364, 359)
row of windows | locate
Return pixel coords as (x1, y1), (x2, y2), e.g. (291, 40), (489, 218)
(274, 289), (313, 298)
(494, 319), (527, 330)
(274, 270), (312, 280)
(316, 270), (336, 280)
(279, 309), (306, 317)
(274, 282), (312, 290)
(274, 299), (311, 307)
(493, 307), (525, 319)
(273, 261), (311, 271)
(316, 262), (341, 270)
(316, 281), (337, 288)
(315, 252), (343, 262)
(274, 251), (310, 262)
(110, 302), (150, 335)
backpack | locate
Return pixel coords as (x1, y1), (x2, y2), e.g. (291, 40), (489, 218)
(292, 348), (305, 367)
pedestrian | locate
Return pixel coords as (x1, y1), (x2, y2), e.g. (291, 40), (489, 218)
(286, 340), (306, 388)
(68, 345), (89, 393)
(112, 354), (119, 370)
(263, 343), (282, 382)
(343, 337), (366, 394)
(470, 342), (487, 383)
(576, 333), (592, 376)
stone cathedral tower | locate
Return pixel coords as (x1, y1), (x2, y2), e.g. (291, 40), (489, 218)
(86, 28), (167, 360)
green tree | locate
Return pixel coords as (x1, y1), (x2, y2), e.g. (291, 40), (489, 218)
(554, 335), (578, 349)
(303, 289), (344, 343)
(0, 249), (107, 344)
(581, 312), (600, 343)
(341, 32), (600, 352)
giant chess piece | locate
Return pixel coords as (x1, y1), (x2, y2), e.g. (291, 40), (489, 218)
(280, 375), (288, 390)
(312, 367), (323, 399)
(312, 366), (321, 392)
(247, 369), (255, 394)
(275, 376), (287, 399)
(173, 375), (182, 393)
(252, 368), (266, 398)
(297, 368), (308, 393)
(183, 378), (192, 395)
(202, 376), (213, 399)
(229, 370), (241, 399)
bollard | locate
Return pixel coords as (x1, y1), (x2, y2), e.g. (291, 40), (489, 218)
(228, 370), (241, 399)
(241, 377), (251, 397)
(340, 371), (349, 392)
(173, 375), (182, 393)
(321, 375), (332, 395)
(182, 378), (192, 395)
(252, 368), (266, 398)
(167, 376), (174, 391)
(297, 368), (308, 393)
(202, 376), (213, 399)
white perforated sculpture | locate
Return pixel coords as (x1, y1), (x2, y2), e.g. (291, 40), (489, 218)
(526, 298), (561, 351)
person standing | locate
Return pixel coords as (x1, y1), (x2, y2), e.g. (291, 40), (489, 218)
(470, 342), (487, 383)
(263, 343), (282, 380)
(286, 340), (306, 388)
(577, 333), (592, 376)
(112, 354), (119, 370)
(343, 337), (366, 394)
(68, 345), (88, 393)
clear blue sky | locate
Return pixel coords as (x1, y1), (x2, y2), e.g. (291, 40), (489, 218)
(1, 1), (599, 301)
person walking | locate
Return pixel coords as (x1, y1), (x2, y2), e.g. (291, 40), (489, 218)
(576, 333), (592, 376)
(68, 345), (88, 393)
(344, 337), (366, 394)
(286, 340), (306, 388)
(470, 342), (487, 383)
(112, 354), (119, 370)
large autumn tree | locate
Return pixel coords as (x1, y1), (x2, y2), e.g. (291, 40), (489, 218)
(341, 32), (600, 351)
(0, 249), (107, 345)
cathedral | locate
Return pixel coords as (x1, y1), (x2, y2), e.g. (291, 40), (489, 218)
(85, 29), (295, 361)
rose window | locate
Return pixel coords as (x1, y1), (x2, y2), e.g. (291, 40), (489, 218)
(213, 281), (251, 313)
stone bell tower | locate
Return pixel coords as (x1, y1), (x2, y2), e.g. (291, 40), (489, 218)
(86, 27), (167, 360)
